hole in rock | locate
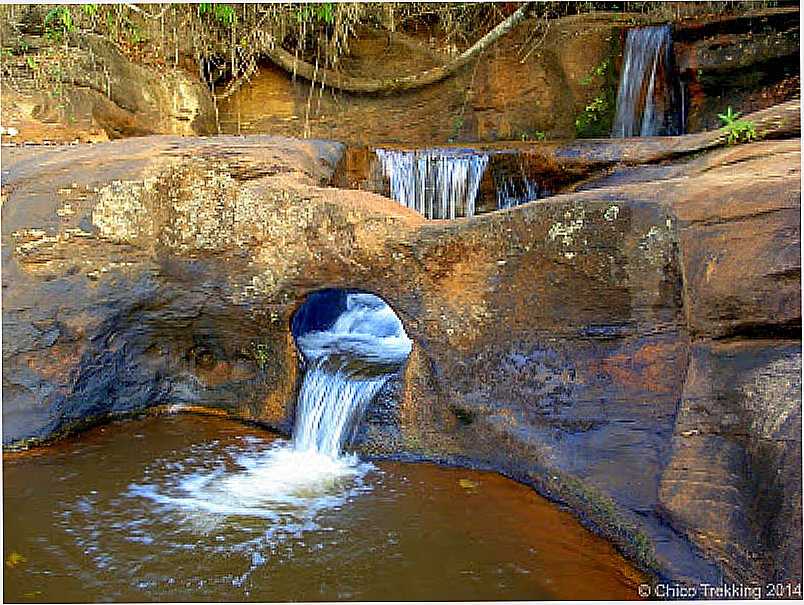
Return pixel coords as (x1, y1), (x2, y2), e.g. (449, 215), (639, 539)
(291, 289), (412, 457)
(86, 291), (414, 568)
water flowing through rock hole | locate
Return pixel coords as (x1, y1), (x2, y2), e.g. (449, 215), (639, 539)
(124, 290), (411, 530)
(5, 415), (645, 601)
(96, 291), (414, 590)
(3, 290), (645, 600)
(290, 289), (412, 458)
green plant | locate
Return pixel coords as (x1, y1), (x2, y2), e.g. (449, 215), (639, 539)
(575, 95), (609, 135)
(296, 3), (335, 25)
(198, 3), (237, 27)
(44, 6), (75, 42)
(518, 129), (546, 142)
(126, 22), (146, 45)
(718, 106), (757, 144)
(575, 49), (617, 137)
(448, 115), (464, 142)
(81, 4), (98, 17)
(251, 341), (270, 370)
(580, 58), (610, 86)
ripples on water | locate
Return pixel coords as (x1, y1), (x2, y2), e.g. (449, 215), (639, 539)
(124, 432), (376, 592)
(5, 295), (644, 601)
(4, 416), (645, 602)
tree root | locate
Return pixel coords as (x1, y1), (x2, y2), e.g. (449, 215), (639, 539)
(261, 2), (533, 94)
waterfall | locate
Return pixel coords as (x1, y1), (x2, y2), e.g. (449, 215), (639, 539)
(611, 25), (682, 137)
(375, 148), (489, 219)
(124, 291), (411, 564)
(293, 293), (412, 458)
(496, 175), (544, 210)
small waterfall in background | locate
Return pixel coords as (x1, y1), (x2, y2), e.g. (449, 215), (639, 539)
(375, 148), (489, 219)
(495, 175), (546, 210)
(293, 292), (412, 458)
(611, 25), (683, 137)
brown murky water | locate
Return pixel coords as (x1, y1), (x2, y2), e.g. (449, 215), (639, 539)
(4, 415), (644, 602)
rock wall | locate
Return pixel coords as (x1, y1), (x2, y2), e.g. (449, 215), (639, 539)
(674, 7), (800, 132)
(1, 106), (800, 588)
(216, 13), (631, 143)
(217, 7), (799, 144)
(1, 25), (217, 142)
(1, 6), (798, 145)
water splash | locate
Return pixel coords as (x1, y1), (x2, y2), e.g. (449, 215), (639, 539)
(123, 433), (373, 591)
(611, 25), (682, 137)
(125, 292), (411, 579)
(127, 438), (369, 525)
(375, 148), (489, 219)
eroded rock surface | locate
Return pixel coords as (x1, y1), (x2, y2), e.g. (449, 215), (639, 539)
(659, 339), (801, 585)
(1, 31), (216, 142)
(2, 115), (800, 588)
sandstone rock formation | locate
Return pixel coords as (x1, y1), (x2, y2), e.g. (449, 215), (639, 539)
(215, 7), (799, 143)
(674, 7), (800, 132)
(1, 25), (216, 142)
(1, 6), (797, 145)
(2, 101), (800, 589)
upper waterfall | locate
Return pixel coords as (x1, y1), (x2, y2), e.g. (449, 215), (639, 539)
(611, 25), (683, 137)
(375, 148), (489, 219)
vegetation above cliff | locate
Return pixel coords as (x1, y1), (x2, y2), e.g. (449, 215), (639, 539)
(1, 1), (787, 99)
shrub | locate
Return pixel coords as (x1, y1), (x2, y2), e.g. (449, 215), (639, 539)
(575, 95), (610, 136)
(718, 106), (757, 145)
(44, 6), (74, 42)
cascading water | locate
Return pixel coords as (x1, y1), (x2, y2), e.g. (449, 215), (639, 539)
(495, 175), (545, 210)
(375, 148), (489, 219)
(293, 292), (412, 458)
(123, 291), (411, 584)
(611, 25), (683, 137)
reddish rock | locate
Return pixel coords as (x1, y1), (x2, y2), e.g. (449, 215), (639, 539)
(659, 339), (802, 584)
(1, 119), (800, 588)
(671, 140), (801, 338)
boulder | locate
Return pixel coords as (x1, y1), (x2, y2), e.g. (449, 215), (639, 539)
(1, 123), (800, 587)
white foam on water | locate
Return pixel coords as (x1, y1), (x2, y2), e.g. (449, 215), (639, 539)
(296, 292), (412, 365)
(127, 439), (372, 527)
(293, 292), (412, 458)
(124, 291), (410, 575)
